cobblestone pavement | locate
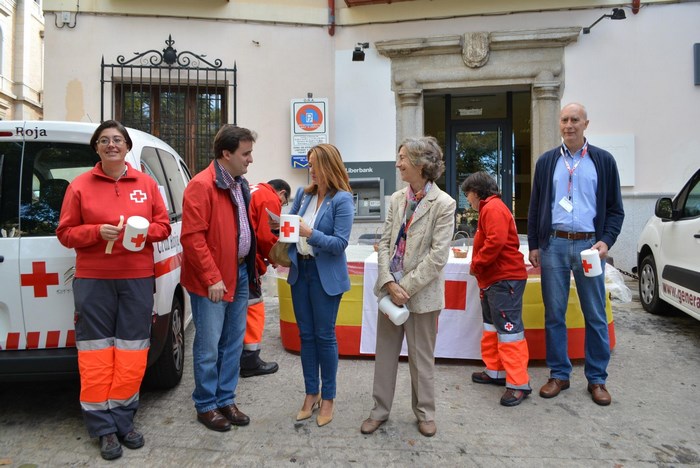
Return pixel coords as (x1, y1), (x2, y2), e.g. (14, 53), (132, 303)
(1, 279), (699, 467)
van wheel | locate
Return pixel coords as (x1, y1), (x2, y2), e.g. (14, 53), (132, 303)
(638, 254), (670, 315)
(143, 296), (185, 389)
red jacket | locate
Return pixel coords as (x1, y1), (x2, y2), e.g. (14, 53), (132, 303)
(248, 183), (281, 275)
(57, 162), (171, 279)
(180, 161), (255, 302)
(470, 195), (527, 289)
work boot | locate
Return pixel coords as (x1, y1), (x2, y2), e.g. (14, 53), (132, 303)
(99, 433), (122, 460)
(240, 351), (279, 378)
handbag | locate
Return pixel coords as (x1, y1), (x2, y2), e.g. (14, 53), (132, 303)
(268, 240), (291, 267)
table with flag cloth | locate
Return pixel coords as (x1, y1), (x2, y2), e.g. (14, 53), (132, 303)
(277, 245), (615, 360)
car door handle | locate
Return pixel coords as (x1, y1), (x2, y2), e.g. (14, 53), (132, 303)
(0, 255), (4, 262)
(695, 234), (700, 239)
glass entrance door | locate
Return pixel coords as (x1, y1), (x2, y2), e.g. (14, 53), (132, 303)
(450, 123), (513, 221)
(446, 122), (513, 235)
(425, 90), (530, 235)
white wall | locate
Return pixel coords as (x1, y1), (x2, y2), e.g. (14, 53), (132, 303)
(334, 46), (396, 163)
(564, 3), (700, 192)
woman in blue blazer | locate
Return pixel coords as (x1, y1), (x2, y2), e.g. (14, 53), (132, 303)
(287, 144), (354, 427)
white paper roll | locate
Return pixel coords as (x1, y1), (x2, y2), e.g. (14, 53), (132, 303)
(279, 214), (301, 243)
(378, 295), (410, 326)
(580, 249), (603, 277)
(123, 215), (150, 252)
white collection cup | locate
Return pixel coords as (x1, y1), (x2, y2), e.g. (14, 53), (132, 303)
(279, 214), (301, 243)
(123, 216), (150, 252)
(378, 295), (410, 326)
(580, 249), (603, 277)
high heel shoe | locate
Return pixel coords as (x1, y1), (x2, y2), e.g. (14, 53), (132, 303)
(316, 399), (334, 427)
(296, 394), (321, 421)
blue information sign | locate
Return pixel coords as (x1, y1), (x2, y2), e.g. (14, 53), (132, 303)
(291, 155), (309, 168)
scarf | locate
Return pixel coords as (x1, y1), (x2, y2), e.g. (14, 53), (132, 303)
(390, 182), (431, 273)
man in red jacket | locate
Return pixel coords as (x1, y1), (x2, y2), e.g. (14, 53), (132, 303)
(181, 125), (258, 432)
(461, 171), (531, 407)
(240, 179), (291, 377)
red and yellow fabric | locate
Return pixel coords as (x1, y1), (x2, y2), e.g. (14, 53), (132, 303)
(278, 247), (615, 360)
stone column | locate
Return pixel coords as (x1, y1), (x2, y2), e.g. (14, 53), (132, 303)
(531, 71), (562, 167)
(395, 87), (423, 188)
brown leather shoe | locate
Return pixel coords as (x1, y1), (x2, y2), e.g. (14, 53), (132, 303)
(587, 383), (612, 406)
(360, 418), (386, 434)
(539, 378), (570, 398)
(418, 420), (437, 437)
(197, 409), (231, 432)
(219, 404), (250, 426)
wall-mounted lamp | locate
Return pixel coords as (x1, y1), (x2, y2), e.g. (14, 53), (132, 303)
(582, 8), (626, 34)
(353, 42), (369, 62)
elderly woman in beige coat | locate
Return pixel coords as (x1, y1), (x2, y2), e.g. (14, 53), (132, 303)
(360, 136), (455, 438)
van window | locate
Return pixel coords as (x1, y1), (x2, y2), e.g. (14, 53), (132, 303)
(139, 146), (187, 220)
(156, 148), (187, 217)
(15, 142), (99, 237)
(0, 143), (22, 237)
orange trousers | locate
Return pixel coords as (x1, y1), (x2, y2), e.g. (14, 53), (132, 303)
(481, 328), (530, 387)
(244, 301), (266, 348)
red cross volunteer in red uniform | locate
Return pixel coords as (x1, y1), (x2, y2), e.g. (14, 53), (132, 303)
(461, 171), (531, 407)
(239, 179), (290, 377)
(57, 120), (171, 461)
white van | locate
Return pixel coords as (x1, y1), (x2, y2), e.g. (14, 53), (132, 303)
(0, 121), (192, 389)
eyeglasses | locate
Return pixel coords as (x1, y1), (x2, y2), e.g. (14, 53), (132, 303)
(282, 195), (289, 207)
(97, 137), (126, 146)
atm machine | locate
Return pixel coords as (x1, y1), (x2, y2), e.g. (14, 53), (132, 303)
(350, 177), (384, 222)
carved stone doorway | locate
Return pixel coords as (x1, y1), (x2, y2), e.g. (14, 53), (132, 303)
(375, 27), (581, 195)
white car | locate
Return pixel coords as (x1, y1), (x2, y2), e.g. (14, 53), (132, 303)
(637, 168), (700, 320)
(0, 121), (192, 388)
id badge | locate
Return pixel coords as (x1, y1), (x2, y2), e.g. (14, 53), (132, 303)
(559, 196), (574, 213)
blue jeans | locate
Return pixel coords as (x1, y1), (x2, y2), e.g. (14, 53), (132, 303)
(540, 236), (609, 384)
(190, 264), (248, 413)
(290, 258), (342, 400)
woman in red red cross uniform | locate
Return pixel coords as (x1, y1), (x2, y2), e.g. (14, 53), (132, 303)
(461, 171), (531, 407)
(57, 120), (171, 460)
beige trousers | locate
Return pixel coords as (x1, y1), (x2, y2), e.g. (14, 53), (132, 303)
(369, 309), (440, 422)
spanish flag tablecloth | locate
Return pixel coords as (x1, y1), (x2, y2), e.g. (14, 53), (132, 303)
(278, 245), (615, 360)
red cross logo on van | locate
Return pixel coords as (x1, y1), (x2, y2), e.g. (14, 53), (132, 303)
(130, 189), (147, 203)
(21, 261), (59, 298)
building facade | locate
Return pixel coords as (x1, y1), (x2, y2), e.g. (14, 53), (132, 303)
(41, 0), (700, 272)
(0, 0), (44, 120)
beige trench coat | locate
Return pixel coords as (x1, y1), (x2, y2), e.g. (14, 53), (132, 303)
(373, 184), (456, 314)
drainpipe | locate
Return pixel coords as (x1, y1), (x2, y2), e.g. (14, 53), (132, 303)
(328, 0), (336, 36)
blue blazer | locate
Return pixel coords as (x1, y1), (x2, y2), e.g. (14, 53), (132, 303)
(287, 187), (354, 296)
